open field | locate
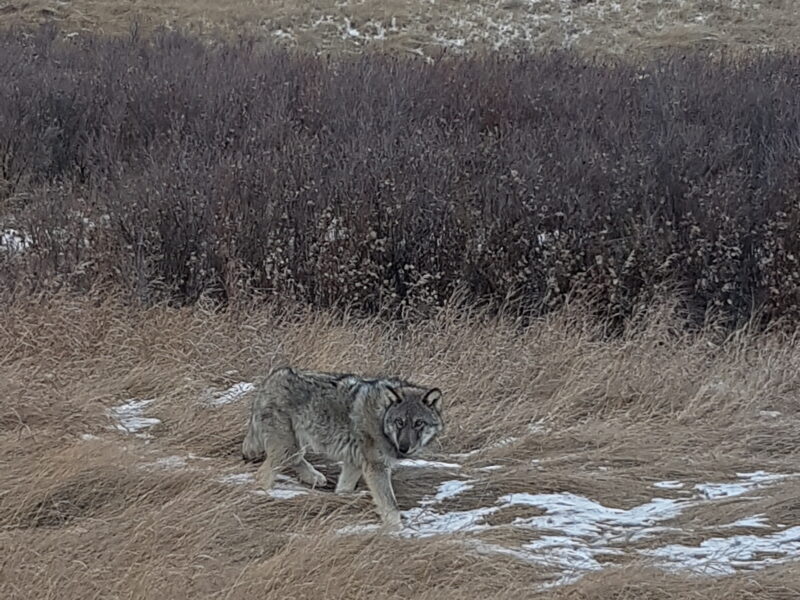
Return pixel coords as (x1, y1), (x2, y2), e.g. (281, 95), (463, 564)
(1, 0), (799, 57)
(3, 0), (800, 596)
(2, 295), (800, 598)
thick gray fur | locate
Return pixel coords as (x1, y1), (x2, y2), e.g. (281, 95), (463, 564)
(242, 367), (444, 527)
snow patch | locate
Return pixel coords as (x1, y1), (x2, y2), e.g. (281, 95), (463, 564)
(427, 480), (474, 504)
(396, 458), (462, 469)
(219, 471), (309, 500)
(654, 480), (685, 489)
(109, 399), (161, 436)
(643, 526), (800, 575)
(720, 515), (771, 529)
(208, 382), (255, 406)
(695, 471), (792, 500)
(1, 229), (32, 253)
(501, 493), (685, 540)
(265, 488), (309, 500)
(143, 455), (188, 470)
(528, 418), (550, 434)
(522, 534), (624, 572)
(337, 469), (798, 586)
(218, 472), (254, 485)
(400, 505), (496, 537)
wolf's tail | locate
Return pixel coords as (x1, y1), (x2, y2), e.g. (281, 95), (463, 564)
(241, 409), (266, 462)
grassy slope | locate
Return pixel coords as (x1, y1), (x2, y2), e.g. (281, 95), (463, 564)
(1, 0), (799, 57)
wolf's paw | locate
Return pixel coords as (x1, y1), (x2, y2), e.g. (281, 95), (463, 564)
(380, 511), (403, 532)
(299, 468), (327, 488)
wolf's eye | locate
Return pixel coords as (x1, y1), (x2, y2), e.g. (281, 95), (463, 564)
(395, 418), (405, 427)
(414, 419), (425, 429)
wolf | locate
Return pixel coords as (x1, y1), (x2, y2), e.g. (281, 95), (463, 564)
(242, 367), (444, 527)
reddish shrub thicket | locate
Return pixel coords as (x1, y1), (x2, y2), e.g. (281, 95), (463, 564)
(1, 27), (799, 325)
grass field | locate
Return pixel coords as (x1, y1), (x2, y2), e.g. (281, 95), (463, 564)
(3, 0), (800, 597)
(1, 0), (799, 57)
(2, 295), (799, 598)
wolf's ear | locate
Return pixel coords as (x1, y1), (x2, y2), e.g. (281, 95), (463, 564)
(385, 386), (403, 406)
(422, 388), (442, 411)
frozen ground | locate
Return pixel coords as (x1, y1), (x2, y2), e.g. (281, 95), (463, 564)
(108, 398), (161, 437)
(3, 0), (797, 60)
(206, 382), (255, 407)
(335, 470), (800, 585)
(103, 383), (800, 588)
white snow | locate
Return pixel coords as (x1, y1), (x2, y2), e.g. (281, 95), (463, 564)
(521, 534), (623, 572)
(695, 471), (792, 499)
(265, 488), (309, 500)
(0, 229), (32, 253)
(208, 382), (255, 406)
(720, 515), (771, 529)
(399, 506), (496, 537)
(109, 399), (161, 435)
(143, 455), (188, 470)
(396, 458), (462, 469)
(140, 454), (213, 471)
(218, 471), (309, 500)
(502, 492), (685, 537)
(695, 481), (756, 499)
(643, 526), (800, 575)
(424, 480), (474, 504)
(80, 433), (100, 441)
(528, 418), (550, 434)
(336, 468), (800, 586)
(218, 472), (255, 485)
(653, 480), (684, 489)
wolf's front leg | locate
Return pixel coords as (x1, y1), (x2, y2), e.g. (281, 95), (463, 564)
(363, 463), (401, 528)
(335, 461), (362, 494)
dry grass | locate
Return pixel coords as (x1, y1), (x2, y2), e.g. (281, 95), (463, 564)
(1, 0), (799, 58)
(1, 292), (800, 598)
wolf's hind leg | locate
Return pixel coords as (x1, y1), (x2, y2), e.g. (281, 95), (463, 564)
(255, 446), (282, 491)
(255, 430), (296, 491)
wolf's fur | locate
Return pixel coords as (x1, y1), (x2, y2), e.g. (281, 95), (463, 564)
(242, 367), (444, 527)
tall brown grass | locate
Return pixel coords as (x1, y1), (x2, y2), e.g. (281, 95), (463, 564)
(1, 292), (799, 598)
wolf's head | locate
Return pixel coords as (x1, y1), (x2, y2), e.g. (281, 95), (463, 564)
(382, 385), (444, 458)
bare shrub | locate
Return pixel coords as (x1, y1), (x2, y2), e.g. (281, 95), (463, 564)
(1, 28), (799, 325)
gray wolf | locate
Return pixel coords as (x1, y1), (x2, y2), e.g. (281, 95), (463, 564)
(242, 367), (444, 527)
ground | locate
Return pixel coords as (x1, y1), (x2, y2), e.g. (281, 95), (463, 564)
(2, 296), (799, 598)
(2, 0), (800, 597)
(1, 0), (799, 58)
